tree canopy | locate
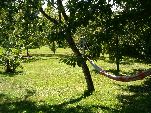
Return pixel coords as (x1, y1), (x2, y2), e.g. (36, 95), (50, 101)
(0, 0), (151, 92)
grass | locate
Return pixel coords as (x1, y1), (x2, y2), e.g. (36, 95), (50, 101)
(0, 46), (151, 113)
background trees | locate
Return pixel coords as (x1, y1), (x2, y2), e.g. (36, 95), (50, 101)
(0, 1), (23, 72)
(0, 0), (150, 92)
(101, 0), (151, 74)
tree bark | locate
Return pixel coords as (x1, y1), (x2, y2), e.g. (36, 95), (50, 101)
(66, 33), (95, 92)
(39, 5), (95, 92)
(26, 48), (30, 57)
(81, 61), (95, 92)
(116, 36), (120, 75)
(5, 59), (12, 73)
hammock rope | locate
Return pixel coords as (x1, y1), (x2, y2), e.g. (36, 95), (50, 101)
(87, 57), (151, 82)
(79, 37), (151, 82)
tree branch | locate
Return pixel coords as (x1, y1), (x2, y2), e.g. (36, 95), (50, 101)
(57, 0), (68, 21)
(39, 7), (59, 25)
(47, 0), (57, 9)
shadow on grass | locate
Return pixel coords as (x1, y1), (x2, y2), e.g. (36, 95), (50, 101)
(0, 53), (72, 76)
(104, 59), (134, 65)
(92, 68), (147, 76)
(111, 68), (146, 76)
(117, 77), (151, 113)
(30, 53), (70, 58)
(0, 71), (23, 77)
(104, 57), (151, 66)
(0, 90), (119, 113)
(22, 53), (71, 63)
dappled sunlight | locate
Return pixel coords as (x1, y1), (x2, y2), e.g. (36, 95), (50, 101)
(0, 47), (151, 113)
(116, 77), (151, 112)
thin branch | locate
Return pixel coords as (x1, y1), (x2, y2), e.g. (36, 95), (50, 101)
(57, 0), (68, 21)
(28, 0), (58, 24)
(47, 0), (57, 9)
(39, 7), (59, 25)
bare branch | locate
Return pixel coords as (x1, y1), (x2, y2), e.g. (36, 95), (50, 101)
(47, 0), (57, 9)
(39, 7), (59, 25)
(57, 0), (68, 21)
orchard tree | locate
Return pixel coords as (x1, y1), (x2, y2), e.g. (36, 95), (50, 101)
(40, 6), (66, 54)
(117, 0), (151, 62)
(19, 1), (45, 57)
(102, 0), (151, 74)
(1, 0), (150, 92)
(0, 1), (23, 72)
(10, 0), (110, 92)
(38, 0), (114, 92)
(0, 0), (113, 91)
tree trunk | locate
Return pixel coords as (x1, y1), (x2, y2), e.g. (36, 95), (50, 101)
(81, 61), (95, 92)
(66, 33), (95, 92)
(26, 47), (30, 57)
(116, 36), (120, 75)
(5, 59), (12, 73)
(39, 6), (95, 92)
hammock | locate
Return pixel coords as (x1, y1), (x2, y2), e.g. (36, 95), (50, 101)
(87, 58), (151, 82)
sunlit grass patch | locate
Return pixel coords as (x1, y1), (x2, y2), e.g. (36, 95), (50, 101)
(0, 46), (151, 113)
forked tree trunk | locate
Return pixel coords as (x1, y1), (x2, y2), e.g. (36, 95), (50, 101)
(39, 6), (95, 92)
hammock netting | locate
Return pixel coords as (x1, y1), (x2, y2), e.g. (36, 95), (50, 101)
(88, 58), (151, 82)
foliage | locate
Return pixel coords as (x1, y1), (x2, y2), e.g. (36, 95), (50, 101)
(0, 48), (22, 72)
(0, 1), (23, 72)
(1, 0), (151, 92)
(0, 0), (46, 72)
(104, 0), (151, 63)
(60, 55), (84, 67)
(0, 47), (151, 113)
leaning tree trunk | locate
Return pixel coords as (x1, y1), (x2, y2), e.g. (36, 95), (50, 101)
(81, 61), (95, 92)
(39, 5), (95, 92)
(66, 33), (95, 92)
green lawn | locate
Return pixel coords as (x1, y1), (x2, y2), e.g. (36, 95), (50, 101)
(0, 46), (151, 113)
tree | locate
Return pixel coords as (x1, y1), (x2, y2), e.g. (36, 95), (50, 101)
(39, 0), (95, 92)
(18, 1), (45, 57)
(36, 0), (111, 92)
(0, 1), (23, 72)
(1, 0), (111, 92)
(112, 0), (151, 62)
(1, 0), (150, 91)
(101, 0), (151, 75)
